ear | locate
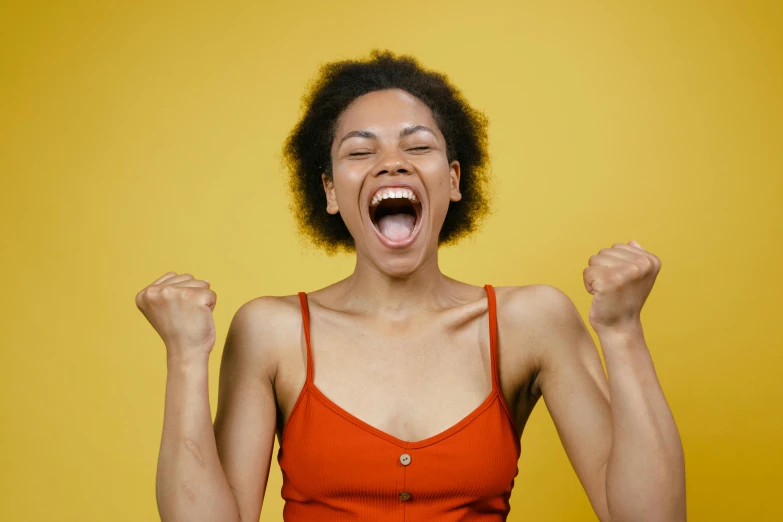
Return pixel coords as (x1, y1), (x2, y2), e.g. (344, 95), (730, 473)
(322, 173), (340, 214)
(448, 160), (462, 202)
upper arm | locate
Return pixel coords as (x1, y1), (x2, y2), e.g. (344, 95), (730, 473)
(213, 297), (281, 522)
(527, 285), (613, 521)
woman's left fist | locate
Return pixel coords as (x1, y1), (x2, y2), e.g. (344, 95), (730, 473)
(583, 240), (662, 334)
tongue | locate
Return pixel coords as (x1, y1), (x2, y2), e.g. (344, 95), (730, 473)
(377, 213), (416, 242)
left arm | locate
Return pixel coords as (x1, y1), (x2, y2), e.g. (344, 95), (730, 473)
(530, 240), (685, 522)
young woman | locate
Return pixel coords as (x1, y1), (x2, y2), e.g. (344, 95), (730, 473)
(136, 51), (685, 522)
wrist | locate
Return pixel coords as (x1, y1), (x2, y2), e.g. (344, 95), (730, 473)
(166, 350), (210, 373)
(592, 320), (645, 341)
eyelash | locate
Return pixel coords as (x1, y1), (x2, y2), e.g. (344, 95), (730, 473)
(349, 146), (431, 157)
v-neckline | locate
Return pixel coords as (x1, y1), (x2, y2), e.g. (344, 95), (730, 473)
(280, 285), (521, 452)
(305, 380), (500, 449)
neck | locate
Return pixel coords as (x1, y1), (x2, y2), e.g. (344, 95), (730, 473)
(340, 249), (454, 320)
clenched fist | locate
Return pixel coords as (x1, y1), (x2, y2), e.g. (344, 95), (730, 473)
(135, 271), (217, 362)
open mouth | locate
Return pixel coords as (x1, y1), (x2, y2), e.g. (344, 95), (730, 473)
(369, 187), (423, 246)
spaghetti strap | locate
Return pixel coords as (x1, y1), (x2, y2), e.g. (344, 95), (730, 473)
(297, 292), (314, 385)
(484, 284), (501, 393)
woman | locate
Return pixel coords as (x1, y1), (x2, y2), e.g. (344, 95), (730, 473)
(136, 51), (685, 521)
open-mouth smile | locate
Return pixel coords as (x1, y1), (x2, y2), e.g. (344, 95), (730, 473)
(367, 185), (424, 249)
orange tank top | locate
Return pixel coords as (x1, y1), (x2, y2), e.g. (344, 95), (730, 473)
(277, 284), (521, 521)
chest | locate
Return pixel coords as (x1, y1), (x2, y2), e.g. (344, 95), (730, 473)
(273, 306), (538, 444)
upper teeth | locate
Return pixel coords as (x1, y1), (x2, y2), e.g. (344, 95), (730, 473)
(370, 187), (419, 207)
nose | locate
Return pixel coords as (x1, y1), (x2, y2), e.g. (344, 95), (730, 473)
(374, 149), (412, 177)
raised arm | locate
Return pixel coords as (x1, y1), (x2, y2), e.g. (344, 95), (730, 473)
(528, 242), (685, 521)
(136, 272), (270, 522)
(138, 273), (278, 522)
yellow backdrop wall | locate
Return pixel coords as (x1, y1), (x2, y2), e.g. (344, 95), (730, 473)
(1, 1), (781, 520)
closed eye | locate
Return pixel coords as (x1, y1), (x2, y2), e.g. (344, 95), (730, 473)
(407, 146), (431, 152)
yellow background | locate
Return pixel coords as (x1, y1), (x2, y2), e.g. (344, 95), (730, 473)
(2, 1), (781, 520)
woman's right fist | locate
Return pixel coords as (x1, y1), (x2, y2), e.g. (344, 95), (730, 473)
(135, 271), (217, 361)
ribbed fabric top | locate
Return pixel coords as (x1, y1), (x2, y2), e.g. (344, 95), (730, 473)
(277, 284), (521, 521)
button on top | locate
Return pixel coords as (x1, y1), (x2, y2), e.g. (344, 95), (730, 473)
(399, 492), (412, 501)
(399, 453), (411, 466)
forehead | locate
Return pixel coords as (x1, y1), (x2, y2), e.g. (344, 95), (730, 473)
(334, 88), (441, 140)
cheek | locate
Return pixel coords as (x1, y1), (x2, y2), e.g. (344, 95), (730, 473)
(332, 157), (365, 182)
(420, 160), (452, 193)
(331, 169), (364, 212)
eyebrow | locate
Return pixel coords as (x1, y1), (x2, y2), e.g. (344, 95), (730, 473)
(338, 125), (437, 147)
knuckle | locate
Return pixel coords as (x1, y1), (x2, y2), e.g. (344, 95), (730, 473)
(628, 263), (643, 276)
(181, 286), (201, 299)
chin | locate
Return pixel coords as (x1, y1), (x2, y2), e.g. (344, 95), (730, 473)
(372, 251), (428, 278)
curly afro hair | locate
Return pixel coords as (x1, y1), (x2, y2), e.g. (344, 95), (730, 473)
(283, 49), (492, 255)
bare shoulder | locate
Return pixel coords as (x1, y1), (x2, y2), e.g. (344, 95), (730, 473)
(222, 294), (304, 383)
(493, 283), (576, 315)
(492, 284), (588, 395)
(494, 283), (584, 338)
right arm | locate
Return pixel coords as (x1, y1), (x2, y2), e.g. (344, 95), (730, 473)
(153, 291), (279, 521)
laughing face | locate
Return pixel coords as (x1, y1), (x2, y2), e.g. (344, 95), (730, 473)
(321, 89), (462, 277)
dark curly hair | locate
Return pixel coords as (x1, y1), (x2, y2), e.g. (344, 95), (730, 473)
(283, 50), (492, 255)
